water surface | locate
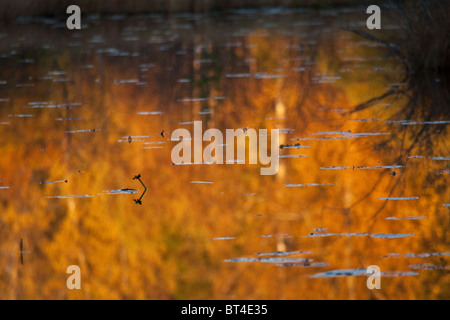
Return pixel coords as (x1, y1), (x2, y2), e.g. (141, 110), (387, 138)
(0, 8), (449, 299)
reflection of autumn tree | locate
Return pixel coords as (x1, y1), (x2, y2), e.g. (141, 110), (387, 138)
(0, 13), (448, 299)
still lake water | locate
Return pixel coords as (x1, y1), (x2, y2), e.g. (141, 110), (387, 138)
(0, 8), (449, 299)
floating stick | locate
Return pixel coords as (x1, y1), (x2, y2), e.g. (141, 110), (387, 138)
(133, 174), (147, 205)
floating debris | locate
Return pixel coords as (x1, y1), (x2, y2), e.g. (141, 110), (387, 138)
(311, 130), (351, 135)
(310, 268), (367, 278)
(278, 128), (294, 134)
(142, 141), (165, 146)
(206, 237), (235, 241)
(225, 257), (310, 264)
(290, 138), (313, 141)
(177, 97), (208, 102)
(132, 174), (147, 205)
(380, 271), (419, 277)
(386, 120), (450, 125)
(56, 117), (82, 121)
(346, 132), (390, 137)
(370, 233), (415, 239)
(118, 136), (149, 143)
(409, 263), (450, 270)
(286, 183), (338, 187)
(190, 181), (213, 184)
(279, 155), (309, 158)
(45, 194), (95, 199)
(408, 156), (450, 161)
(307, 232), (369, 238)
(278, 262), (329, 268)
(114, 79), (139, 85)
(405, 252), (450, 258)
(66, 129), (101, 133)
(48, 71), (66, 76)
(8, 114), (34, 118)
(378, 197), (420, 201)
(40, 179), (68, 184)
(137, 111), (163, 115)
(171, 161), (217, 165)
(226, 73), (252, 78)
(99, 189), (138, 195)
(386, 216), (426, 220)
(320, 165), (405, 170)
(26, 102), (81, 109)
(279, 143), (310, 149)
(351, 118), (380, 122)
(381, 253), (402, 258)
(254, 73), (286, 79)
(311, 268), (418, 278)
(316, 136), (352, 141)
(256, 250), (313, 256)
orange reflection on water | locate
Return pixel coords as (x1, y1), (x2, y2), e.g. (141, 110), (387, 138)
(0, 10), (449, 299)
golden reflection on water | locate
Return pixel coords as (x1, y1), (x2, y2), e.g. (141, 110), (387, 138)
(0, 9), (449, 299)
